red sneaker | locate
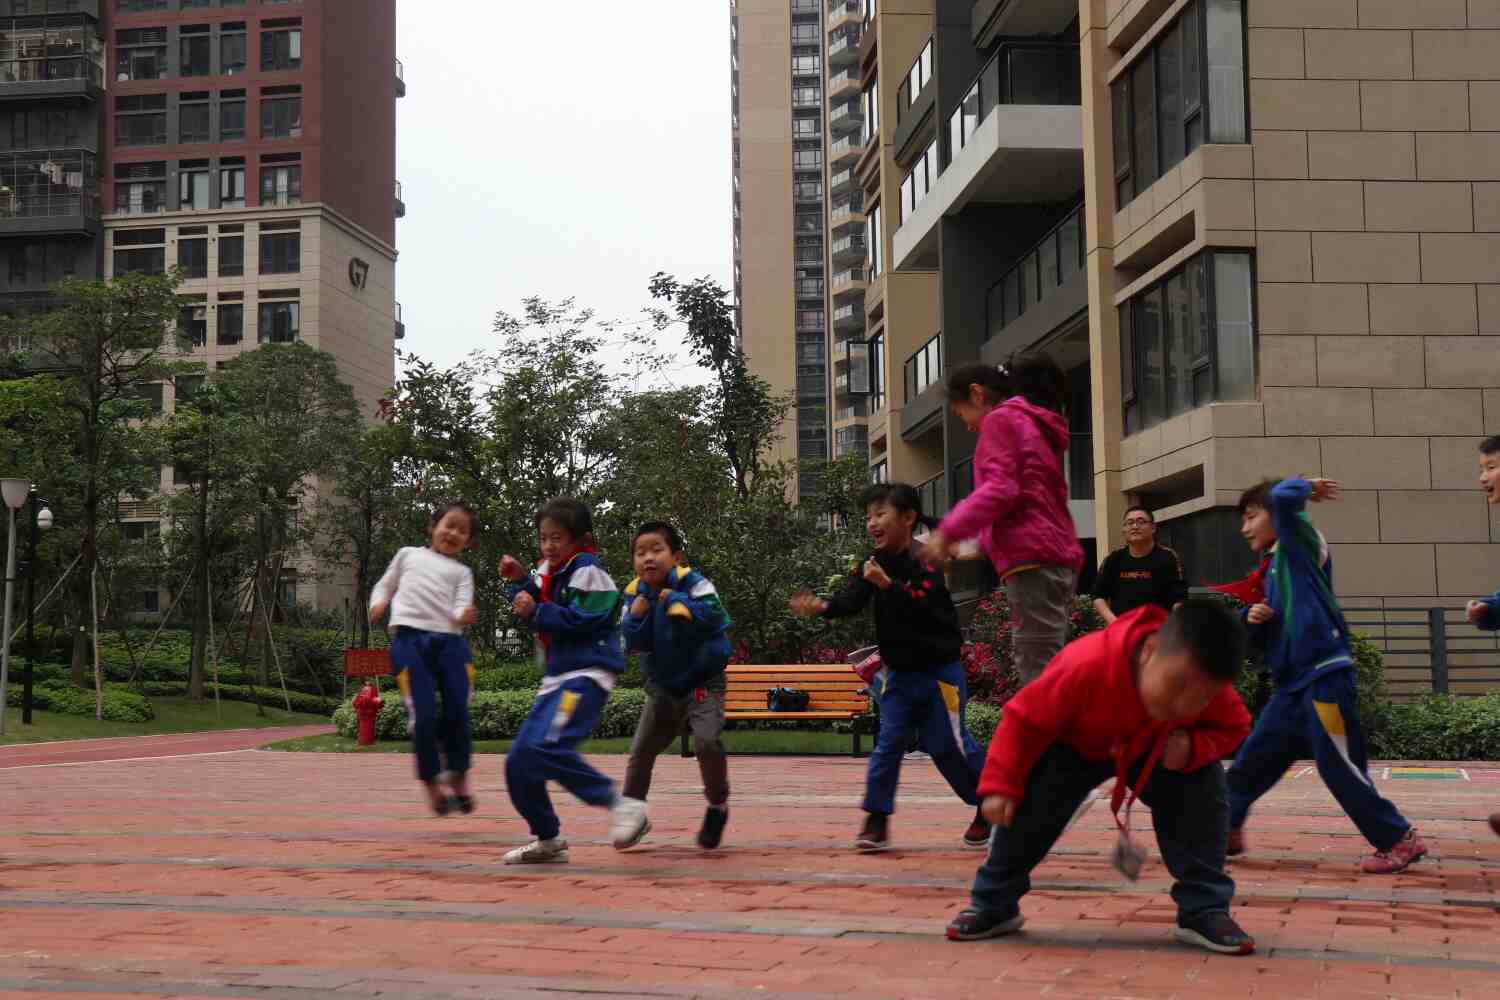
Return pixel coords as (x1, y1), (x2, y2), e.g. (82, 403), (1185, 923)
(1226, 827), (1246, 857)
(1360, 828), (1428, 874)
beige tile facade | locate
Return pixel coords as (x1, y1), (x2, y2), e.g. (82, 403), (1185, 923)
(1092, 3), (1500, 605)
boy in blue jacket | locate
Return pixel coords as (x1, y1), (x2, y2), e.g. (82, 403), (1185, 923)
(498, 498), (648, 864)
(1464, 435), (1500, 837)
(619, 521), (734, 849)
(1226, 477), (1427, 874)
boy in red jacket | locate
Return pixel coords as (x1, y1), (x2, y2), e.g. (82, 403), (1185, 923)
(946, 601), (1255, 955)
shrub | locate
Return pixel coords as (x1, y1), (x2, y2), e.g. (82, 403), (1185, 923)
(1371, 694), (1500, 761)
(33, 682), (154, 723)
(964, 589), (1106, 706)
(965, 702), (1001, 749)
(474, 662), (544, 692)
(333, 687), (650, 742)
(134, 681), (338, 716)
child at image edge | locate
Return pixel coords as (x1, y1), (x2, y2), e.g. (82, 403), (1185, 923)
(791, 483), (988, 853)
(1225, 477), (1428, 874)
(368, 502), (480, 816)
(498, 497), (648, 863)
(620, 521), (735, 850)
(1465, 435), (1500, 840)
(922, 356), (1084, 686)
(947, 601), (1256, 956)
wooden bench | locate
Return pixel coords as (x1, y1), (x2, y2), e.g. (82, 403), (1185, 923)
(681, 664), (873, 756)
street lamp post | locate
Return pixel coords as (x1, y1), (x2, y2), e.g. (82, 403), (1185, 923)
(0, 476), (29, 735)
(22, 492), (53, 725)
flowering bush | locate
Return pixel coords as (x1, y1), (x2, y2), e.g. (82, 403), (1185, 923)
(963, 588), (1107, 706)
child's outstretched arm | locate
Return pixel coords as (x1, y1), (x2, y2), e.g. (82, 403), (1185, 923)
(533, 563), (620, 636)
(368, 548), (408, 622)
(792, 565), (874, 620)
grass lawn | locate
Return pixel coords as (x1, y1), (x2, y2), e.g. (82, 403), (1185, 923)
(0, 697), (331, 745)
(265, 729), (866, 756)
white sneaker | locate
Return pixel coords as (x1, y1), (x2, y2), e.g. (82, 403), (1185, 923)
(503, 837), (569, 864)
(904, 750), (930, 761)
(610, 796), (651, 849)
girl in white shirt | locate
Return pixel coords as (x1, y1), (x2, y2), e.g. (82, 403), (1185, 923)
(369, 502), (479, 816)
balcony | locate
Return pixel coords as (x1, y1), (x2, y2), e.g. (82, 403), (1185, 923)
(974, 0), (1080, 46)
(891, 42), (1083, 271)
(828, 0), (862, 31)
(395, 58), (406, 98)
(830, 267), (866, 298)
(829, 134), (862, 166)
(394, 302), (405, 341)
(828, 99), (864, 136)
(0, 24), (105, 105)
(833, 302), (863, 332)
(394, 179), (405, 218)
(0, 150), (101, 237)
(915, 472), (948, 519)
(830, 167), (854, 195)
(830, 232), (865, 266)
(828, 68), (859, 100)
(828, 31), (859, 67)
(828, 195), (864, 230)
(834, 425), (869, 458)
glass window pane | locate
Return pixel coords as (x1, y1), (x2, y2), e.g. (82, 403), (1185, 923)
(1213, 252), (1255, 400)
(1003, 268), (1020, 325)
(1119, 304), (1138, 434)
(1039, 233), (1059, 294)
(1131, 55), (1157, 190)
(1020, 253), (1037, 313)
(1136, 287), (1164, 427)
(1059, 211), (1081, 282)
(1190, 255), (1211, 363)
(1165, 271), (1192, 417)
(1183, 2), (1201, 112)
(1111, 80), (1130, 193)
(1158, 23), (1184, 171)
(1206, 0), (1247, 143)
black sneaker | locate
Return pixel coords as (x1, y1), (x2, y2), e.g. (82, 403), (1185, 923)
(963, 809), (992, 849)
(855, 812), (889, 852)
(946, 907), (1025, 942)
(1174, 912), (1255, 955)
(698, 805), (729, 849)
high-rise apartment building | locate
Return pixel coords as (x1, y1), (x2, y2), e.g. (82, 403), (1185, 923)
(731, 0), (831, 499)
(0, 0), (402, 611)
(818, 0), (1500, 615)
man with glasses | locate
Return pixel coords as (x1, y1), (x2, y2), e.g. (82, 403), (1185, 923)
(1092, 506), (1188, 624)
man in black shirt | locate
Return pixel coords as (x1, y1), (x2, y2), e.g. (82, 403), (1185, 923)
(1092, 506), (1188, 622)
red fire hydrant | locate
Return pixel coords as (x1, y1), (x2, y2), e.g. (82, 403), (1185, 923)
(353, 682), (384, 746)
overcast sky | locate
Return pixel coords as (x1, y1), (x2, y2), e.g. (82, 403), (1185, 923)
(393, 1), (734, 381)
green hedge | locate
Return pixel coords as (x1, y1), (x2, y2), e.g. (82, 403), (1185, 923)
(32, 682), (154, 723)
(137, 681), (338, 716)
(1371, 694), (1500, 761)
(333, 688), (650, 742)
(965, 702), (1000, 749)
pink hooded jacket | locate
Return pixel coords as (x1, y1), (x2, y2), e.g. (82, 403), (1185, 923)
(938, 397), (1085, 578)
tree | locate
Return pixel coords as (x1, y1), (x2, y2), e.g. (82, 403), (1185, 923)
(3, 274), (184, 685)
(648, 274), (785, 498)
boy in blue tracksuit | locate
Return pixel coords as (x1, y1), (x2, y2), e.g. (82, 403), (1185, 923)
(619, 521), (735, 849)
(1226, 477), (1427, 874)
(1464, 435), (1500, 838)
(498, 497), (648, 864)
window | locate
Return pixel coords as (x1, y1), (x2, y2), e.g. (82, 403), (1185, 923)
(178, 302), (207, 346)
(115, 27), (166, 81)
(221, 22), (247, 75)
(219, 89), (246, 141)
(985, 203), (1086, 340)
(115, 94), (166, 146)
(1120, 250), (1254, 434)
(792, 143), (821, 171)
(871, 460), (889, 485)
(257, 299), (299, 343)
(217, 301), (243, 345)
(259, 161), (301, 205)
(790, 52), (820, 76)
(259, 87), (302, 139)
(219, 160), (245, 209)
(896, 39), (932, 120)
(180, 25), (210, 77)
(116, 0), (167, 10)
(114, 161), (166, 215)
(179, 94), (210, 143)
(869, 333), (886, 414)
(898, 139), (939, 221)
(904, 334), (942, 402)
(867, 203), (882, 278)
(791, 116), (819, 138)
(260, 24), (302, 72)
(861, 75), (879, 145)
(177, 235), (207, 278)
(218, 230), (244, 276)
(259, 230), (299, 274)
(113, 227), (165, 275)
(1111, 0), (1245, 207)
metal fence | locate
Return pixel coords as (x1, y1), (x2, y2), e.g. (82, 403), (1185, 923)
(1342, 606), (1500, 698)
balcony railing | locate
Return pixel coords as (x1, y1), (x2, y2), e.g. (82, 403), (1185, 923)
(0, 148), (99, 227)
(829, 194), (864, 226)
(895, 38), (932, 123)
(828, 0), (861, 29)
(829, 99), (864, 134)
(947, 42), (1082, 167)
(903, 333), (942, 403)
(831, 267), (866, 292)
(830, 233), (865, 261)
(830, 167), (853, 193)
(986, 202), (1085, 341)
(828, 30), (858, 65)
(915, 471), (947, 519)
(833, 302), (862, 330)
(829, 68), (859, 96)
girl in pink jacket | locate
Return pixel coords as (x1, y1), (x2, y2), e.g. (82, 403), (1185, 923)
(924, 356), (1085, 685)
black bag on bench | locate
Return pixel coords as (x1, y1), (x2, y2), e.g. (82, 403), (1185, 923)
(766, 686), (811, 712)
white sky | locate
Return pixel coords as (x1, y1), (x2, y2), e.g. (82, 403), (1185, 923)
(393, 1), (734, 382)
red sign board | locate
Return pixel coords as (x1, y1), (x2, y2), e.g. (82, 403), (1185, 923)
(343, 649), (391, 678)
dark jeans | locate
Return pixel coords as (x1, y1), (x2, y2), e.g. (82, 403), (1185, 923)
(390, 627), (472, 782)
(864, 662), (984, 815)
(970, 744), (1235, 920)
(623, 677), (729, 806)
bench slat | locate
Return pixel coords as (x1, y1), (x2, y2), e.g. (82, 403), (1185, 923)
(726, 711), (861, 720)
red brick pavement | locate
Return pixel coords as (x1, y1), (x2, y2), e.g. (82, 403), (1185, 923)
(0, 725), (333, 769)
(1, 747), (1497, 998)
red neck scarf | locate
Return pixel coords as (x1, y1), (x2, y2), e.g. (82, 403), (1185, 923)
(1211, 554), (1272, 606)
(537, 542), (598, 605)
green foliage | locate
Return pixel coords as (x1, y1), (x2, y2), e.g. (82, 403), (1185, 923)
(1372, 695), (1500, 761)
(333, 687), (650, 741)
(33, 682), (154, 723)
(474, 661), (545, 692)
(964, 589), (1107, 705)
(965, 702), (1001, 749)
(138, 680), (337, 716)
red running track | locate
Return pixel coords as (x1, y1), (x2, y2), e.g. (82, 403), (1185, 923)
(0, 724), (332, 769)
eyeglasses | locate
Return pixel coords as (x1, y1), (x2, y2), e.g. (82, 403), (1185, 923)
(1123, 519), (1152, 527)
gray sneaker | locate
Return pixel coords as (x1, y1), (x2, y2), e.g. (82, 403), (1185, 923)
(503, 837), (569, 865)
